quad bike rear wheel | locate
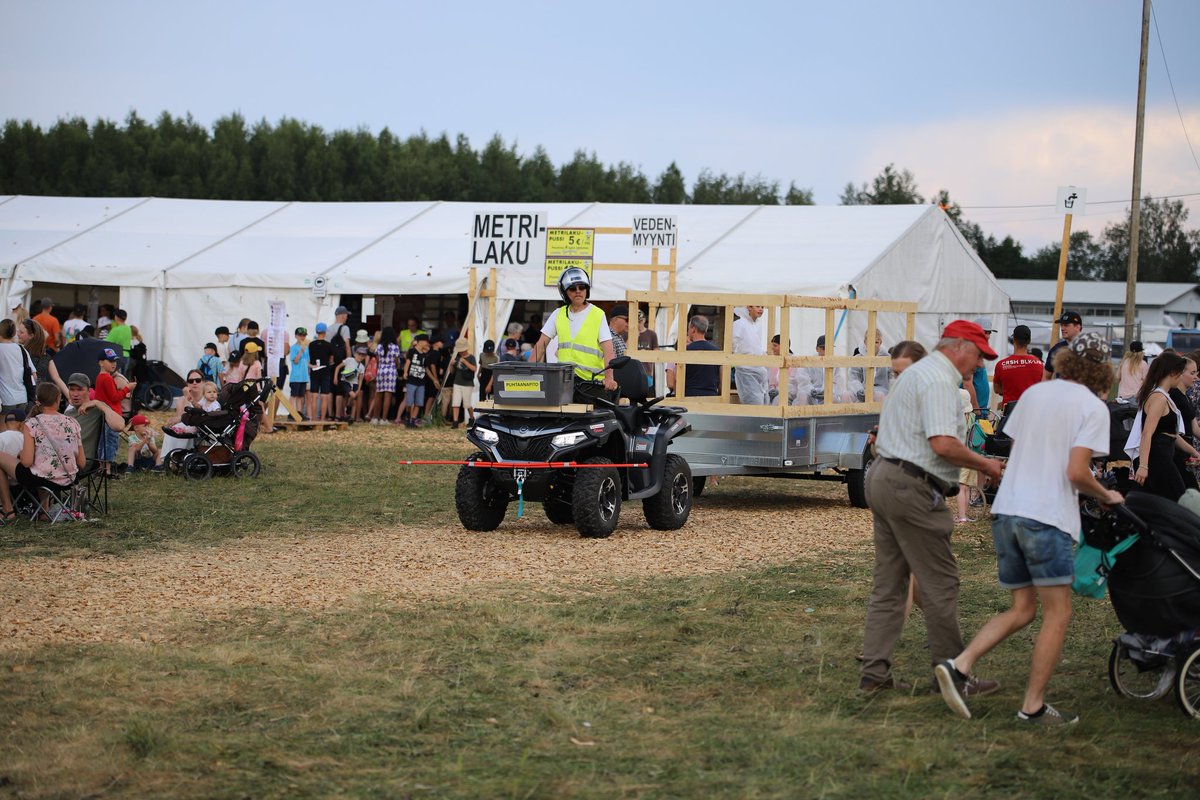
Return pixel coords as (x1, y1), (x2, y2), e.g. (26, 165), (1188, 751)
(643, 454), (692, 530)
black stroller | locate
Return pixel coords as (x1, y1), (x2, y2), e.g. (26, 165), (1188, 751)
(1082, 491), (1200, 717)
(164, 379), (270, 480)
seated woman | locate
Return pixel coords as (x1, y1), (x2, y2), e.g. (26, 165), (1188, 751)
(0, 383), (85, 521)
(155, 369), (206, 469)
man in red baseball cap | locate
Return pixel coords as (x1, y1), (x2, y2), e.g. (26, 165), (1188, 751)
(859, 318), (1004, 697)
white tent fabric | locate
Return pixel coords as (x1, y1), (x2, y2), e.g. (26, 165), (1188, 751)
(0, 196), (1009, 374)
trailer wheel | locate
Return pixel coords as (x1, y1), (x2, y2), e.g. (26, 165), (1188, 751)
(456, 459), (509, 531)
(644, 454), (692, 530)
(692, 476), (706, 497)
(847, 442), (874, 509)
(572, 456), (621, 538)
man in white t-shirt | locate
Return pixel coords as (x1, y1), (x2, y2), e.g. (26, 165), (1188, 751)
(732, 305), (768, 404)
(936, 332), (1124, 726)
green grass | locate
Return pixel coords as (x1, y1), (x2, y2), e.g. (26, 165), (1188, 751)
(2, 425), (1199, 797)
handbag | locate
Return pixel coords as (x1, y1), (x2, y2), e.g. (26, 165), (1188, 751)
(1073, 534), (1140, 599)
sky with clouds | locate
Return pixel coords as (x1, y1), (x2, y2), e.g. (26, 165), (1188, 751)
(3, 0), (1199, 251)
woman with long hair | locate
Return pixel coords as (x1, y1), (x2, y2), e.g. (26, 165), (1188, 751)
(1115, 341), (1148, 401)
(369, 326), (401, 424)
(17, 318), (52, 387)
(0, 318), (36, 414)
(0, 382), (84, 520)
(1131, 352), (1200, 500)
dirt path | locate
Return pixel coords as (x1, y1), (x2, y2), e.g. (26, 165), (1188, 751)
(1, 498), (871, 651)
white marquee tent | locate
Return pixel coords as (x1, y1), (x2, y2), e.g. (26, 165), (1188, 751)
(0, 195), (1009, 373)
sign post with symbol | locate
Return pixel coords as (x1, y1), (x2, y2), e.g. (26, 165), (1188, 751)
(1051, 186), (1087, 343)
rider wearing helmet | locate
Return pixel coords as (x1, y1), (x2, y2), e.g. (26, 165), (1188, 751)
(533, 267), (618, 403)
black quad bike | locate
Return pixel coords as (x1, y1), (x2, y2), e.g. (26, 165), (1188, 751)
(456, 356), (693, 538)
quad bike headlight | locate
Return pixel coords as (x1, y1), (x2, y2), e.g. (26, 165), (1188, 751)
(475, 428), (499, 444)
(551, 432), (588, 448)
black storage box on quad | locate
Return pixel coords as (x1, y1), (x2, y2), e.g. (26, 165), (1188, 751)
(490, 362), (575, 406)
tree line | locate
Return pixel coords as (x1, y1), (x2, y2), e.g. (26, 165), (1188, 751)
(1, 112), (1197, 281)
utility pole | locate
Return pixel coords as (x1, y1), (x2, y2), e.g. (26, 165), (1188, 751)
(1125, 0), (1151, 347)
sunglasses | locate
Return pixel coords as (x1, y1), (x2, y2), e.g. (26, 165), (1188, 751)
(187, 378), (203, 384)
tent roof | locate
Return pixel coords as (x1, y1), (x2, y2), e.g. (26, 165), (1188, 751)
(0, 197), (1007, 342)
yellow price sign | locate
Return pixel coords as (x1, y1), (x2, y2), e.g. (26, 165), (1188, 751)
(544, 258), (593, 288)
(546, 228), (595, 258)
(503, 379), (542, 392)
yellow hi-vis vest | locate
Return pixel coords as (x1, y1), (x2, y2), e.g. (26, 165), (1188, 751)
(555, 304), (607, 382)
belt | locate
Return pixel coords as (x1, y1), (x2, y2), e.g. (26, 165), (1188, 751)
(880, 457), (958, 496)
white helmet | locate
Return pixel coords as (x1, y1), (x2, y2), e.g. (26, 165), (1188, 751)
(557, 267), (592, 305)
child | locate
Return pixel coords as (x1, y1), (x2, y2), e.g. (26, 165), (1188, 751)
(335, 347), (368, 422)
(200, 381), (221, 412)
(197, 342), (224, 387)
(289, 327), (310, 419)
(125, 414), (159, 473)
(955, 387), (976, 524)
(95, 347), (135, 475)
(214, 326), (232, 372)
(402, 334), (439, 428)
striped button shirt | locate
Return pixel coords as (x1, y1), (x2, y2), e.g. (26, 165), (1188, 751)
(875, 349), (966, 486)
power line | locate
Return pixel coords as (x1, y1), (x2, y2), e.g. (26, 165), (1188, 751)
(961, 190), (1200, 211)
(1151, 1), (1200, 175)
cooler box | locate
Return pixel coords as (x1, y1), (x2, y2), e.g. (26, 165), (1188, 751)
(491, 362), (575, 406)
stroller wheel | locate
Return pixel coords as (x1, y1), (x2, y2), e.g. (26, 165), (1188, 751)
(167, 449), (189, 476)
(1109, 639), (1176, 701)
(231, 451), (261, 479)
(1176, 645), (1200, 719)
(182, 452), (213, 481)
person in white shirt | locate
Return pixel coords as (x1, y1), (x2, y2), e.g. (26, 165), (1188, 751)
(935, 332), (1124, 726)
(732, 305), (768, 404)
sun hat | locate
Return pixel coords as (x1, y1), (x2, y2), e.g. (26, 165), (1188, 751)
(355, 329), (370, 343)
(942, 320), (998, 360)
(454, 338), (470, 353)
(1069, 331), (1111, 364)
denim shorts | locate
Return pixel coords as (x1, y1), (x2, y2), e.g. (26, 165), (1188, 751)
(97, 423), (119, 462)
(406, 382), (426, 407)
(991, 514), (1075, 589)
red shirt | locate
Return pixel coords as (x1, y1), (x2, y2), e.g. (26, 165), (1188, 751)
(993, 354), (1044, 405)
(94, 371), (130, 414)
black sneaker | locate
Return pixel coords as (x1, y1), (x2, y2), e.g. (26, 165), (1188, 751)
(934, 659), (972, 719)
(1017, 703), (1079, 726)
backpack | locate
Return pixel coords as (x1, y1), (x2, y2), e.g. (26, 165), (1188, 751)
(197, 354), (221, 384)
(328, 324), (348, 360)
(363, 353), (378, 383)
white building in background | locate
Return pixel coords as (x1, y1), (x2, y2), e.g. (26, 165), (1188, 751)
(999, 279), (1200, 348)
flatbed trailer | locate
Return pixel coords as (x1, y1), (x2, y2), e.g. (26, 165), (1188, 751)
(621, 290), (917, 507)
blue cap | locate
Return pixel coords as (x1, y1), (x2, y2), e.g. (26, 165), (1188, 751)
(99, 347), (118, 361)
(315, 322), (328, 333)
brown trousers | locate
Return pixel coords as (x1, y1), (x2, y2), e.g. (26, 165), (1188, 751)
(860, 458), (963, 683)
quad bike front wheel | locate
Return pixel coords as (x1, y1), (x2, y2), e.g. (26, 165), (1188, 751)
(643, 454), (692, 530)
(572, 456), (621, 538)
(455, 458), (509, 531)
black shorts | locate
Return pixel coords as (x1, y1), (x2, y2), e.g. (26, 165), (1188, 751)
(310, 369), (333, 394)
(16, 463), (71, 492)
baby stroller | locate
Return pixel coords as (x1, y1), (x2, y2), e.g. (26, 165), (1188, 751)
(165, 378), (270, 480)
(1082, 492), (1200, 717)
